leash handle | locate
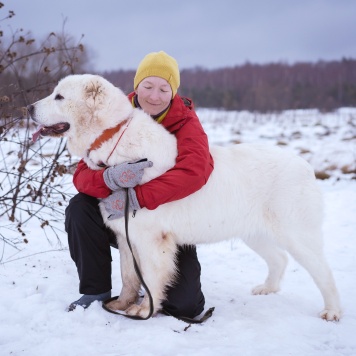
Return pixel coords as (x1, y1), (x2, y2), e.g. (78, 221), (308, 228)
(162, 307), (215, 324)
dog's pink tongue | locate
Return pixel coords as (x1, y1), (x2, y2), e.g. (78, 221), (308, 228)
(32, 125), (44, 142)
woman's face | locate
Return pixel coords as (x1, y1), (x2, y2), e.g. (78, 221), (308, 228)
(135, 76), (172, 115)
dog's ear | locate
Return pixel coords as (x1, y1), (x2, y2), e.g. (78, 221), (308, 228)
(84, 79), (104, 102)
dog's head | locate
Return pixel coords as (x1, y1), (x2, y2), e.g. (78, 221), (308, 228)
(28, 74), (133, 158)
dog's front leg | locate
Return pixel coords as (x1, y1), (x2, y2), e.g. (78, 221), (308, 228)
(106, 234), (141, 311)
(125, 231), (178, 318)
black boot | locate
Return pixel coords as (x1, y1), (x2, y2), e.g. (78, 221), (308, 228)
(67, 290), (111, 311)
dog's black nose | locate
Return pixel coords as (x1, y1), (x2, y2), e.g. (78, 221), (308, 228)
(27, 104), (34, 117)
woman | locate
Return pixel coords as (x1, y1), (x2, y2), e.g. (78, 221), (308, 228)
(65, 51), (214, 318)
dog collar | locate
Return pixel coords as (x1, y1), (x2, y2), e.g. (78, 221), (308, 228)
(87, 117), (132, 167)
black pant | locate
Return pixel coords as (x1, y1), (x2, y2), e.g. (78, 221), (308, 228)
(65, 193), (205, 318)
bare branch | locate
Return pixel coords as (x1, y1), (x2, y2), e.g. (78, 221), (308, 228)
(1, 10), (89, 249)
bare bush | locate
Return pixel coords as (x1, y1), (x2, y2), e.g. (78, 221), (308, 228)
(0, 2), (89, 254)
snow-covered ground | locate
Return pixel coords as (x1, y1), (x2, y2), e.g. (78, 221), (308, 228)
(1, 108), (355, 356)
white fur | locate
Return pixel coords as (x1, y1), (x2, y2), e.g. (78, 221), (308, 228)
(30, 74), (341, 321)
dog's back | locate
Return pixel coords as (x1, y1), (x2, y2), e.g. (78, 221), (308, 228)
(135, 143), (322, 246)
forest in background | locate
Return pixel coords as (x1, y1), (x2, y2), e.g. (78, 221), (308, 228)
(103, 58), (356, 112)
(1, 0), (356, 115)
(2, 58), (356, 115)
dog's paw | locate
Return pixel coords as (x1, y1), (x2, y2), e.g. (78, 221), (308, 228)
(125, 304), (152, 319)
(251, 284), (279, 295)
(320, 308), (341, 321)
(106, 299), (134, 311)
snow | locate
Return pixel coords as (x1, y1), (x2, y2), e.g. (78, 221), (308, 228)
(1, 108), (356, 356)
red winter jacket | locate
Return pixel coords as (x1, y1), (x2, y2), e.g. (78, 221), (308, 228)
(73, 92), (214, 210)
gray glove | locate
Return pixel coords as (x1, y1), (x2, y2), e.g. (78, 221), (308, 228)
(102, 187), (140, 221)
(103, 159), (153, 190)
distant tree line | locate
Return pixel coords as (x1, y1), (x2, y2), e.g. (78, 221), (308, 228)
(103, 58), (356, 112)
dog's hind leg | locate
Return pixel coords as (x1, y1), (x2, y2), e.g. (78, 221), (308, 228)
(284, 229), (341, 321)
(244, 236), (289, 295)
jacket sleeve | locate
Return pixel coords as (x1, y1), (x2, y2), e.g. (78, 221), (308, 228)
(134, 112), (214, 210)
(73, 159), (112, 198)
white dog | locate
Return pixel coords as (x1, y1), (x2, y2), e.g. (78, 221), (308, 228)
(28, 74), (341, 321)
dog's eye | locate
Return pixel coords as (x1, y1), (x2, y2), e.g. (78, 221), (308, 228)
(55, 94), (64, 100)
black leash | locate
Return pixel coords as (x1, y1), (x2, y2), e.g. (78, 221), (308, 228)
(161, 307), (215, 324)
(102, 188), (214, 324)
(102, 188), (154, 320)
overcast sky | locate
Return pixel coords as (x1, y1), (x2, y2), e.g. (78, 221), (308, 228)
(2, 0), (356, 72)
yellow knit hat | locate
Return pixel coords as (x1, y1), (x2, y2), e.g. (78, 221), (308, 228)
(134, 51), (180, 98)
